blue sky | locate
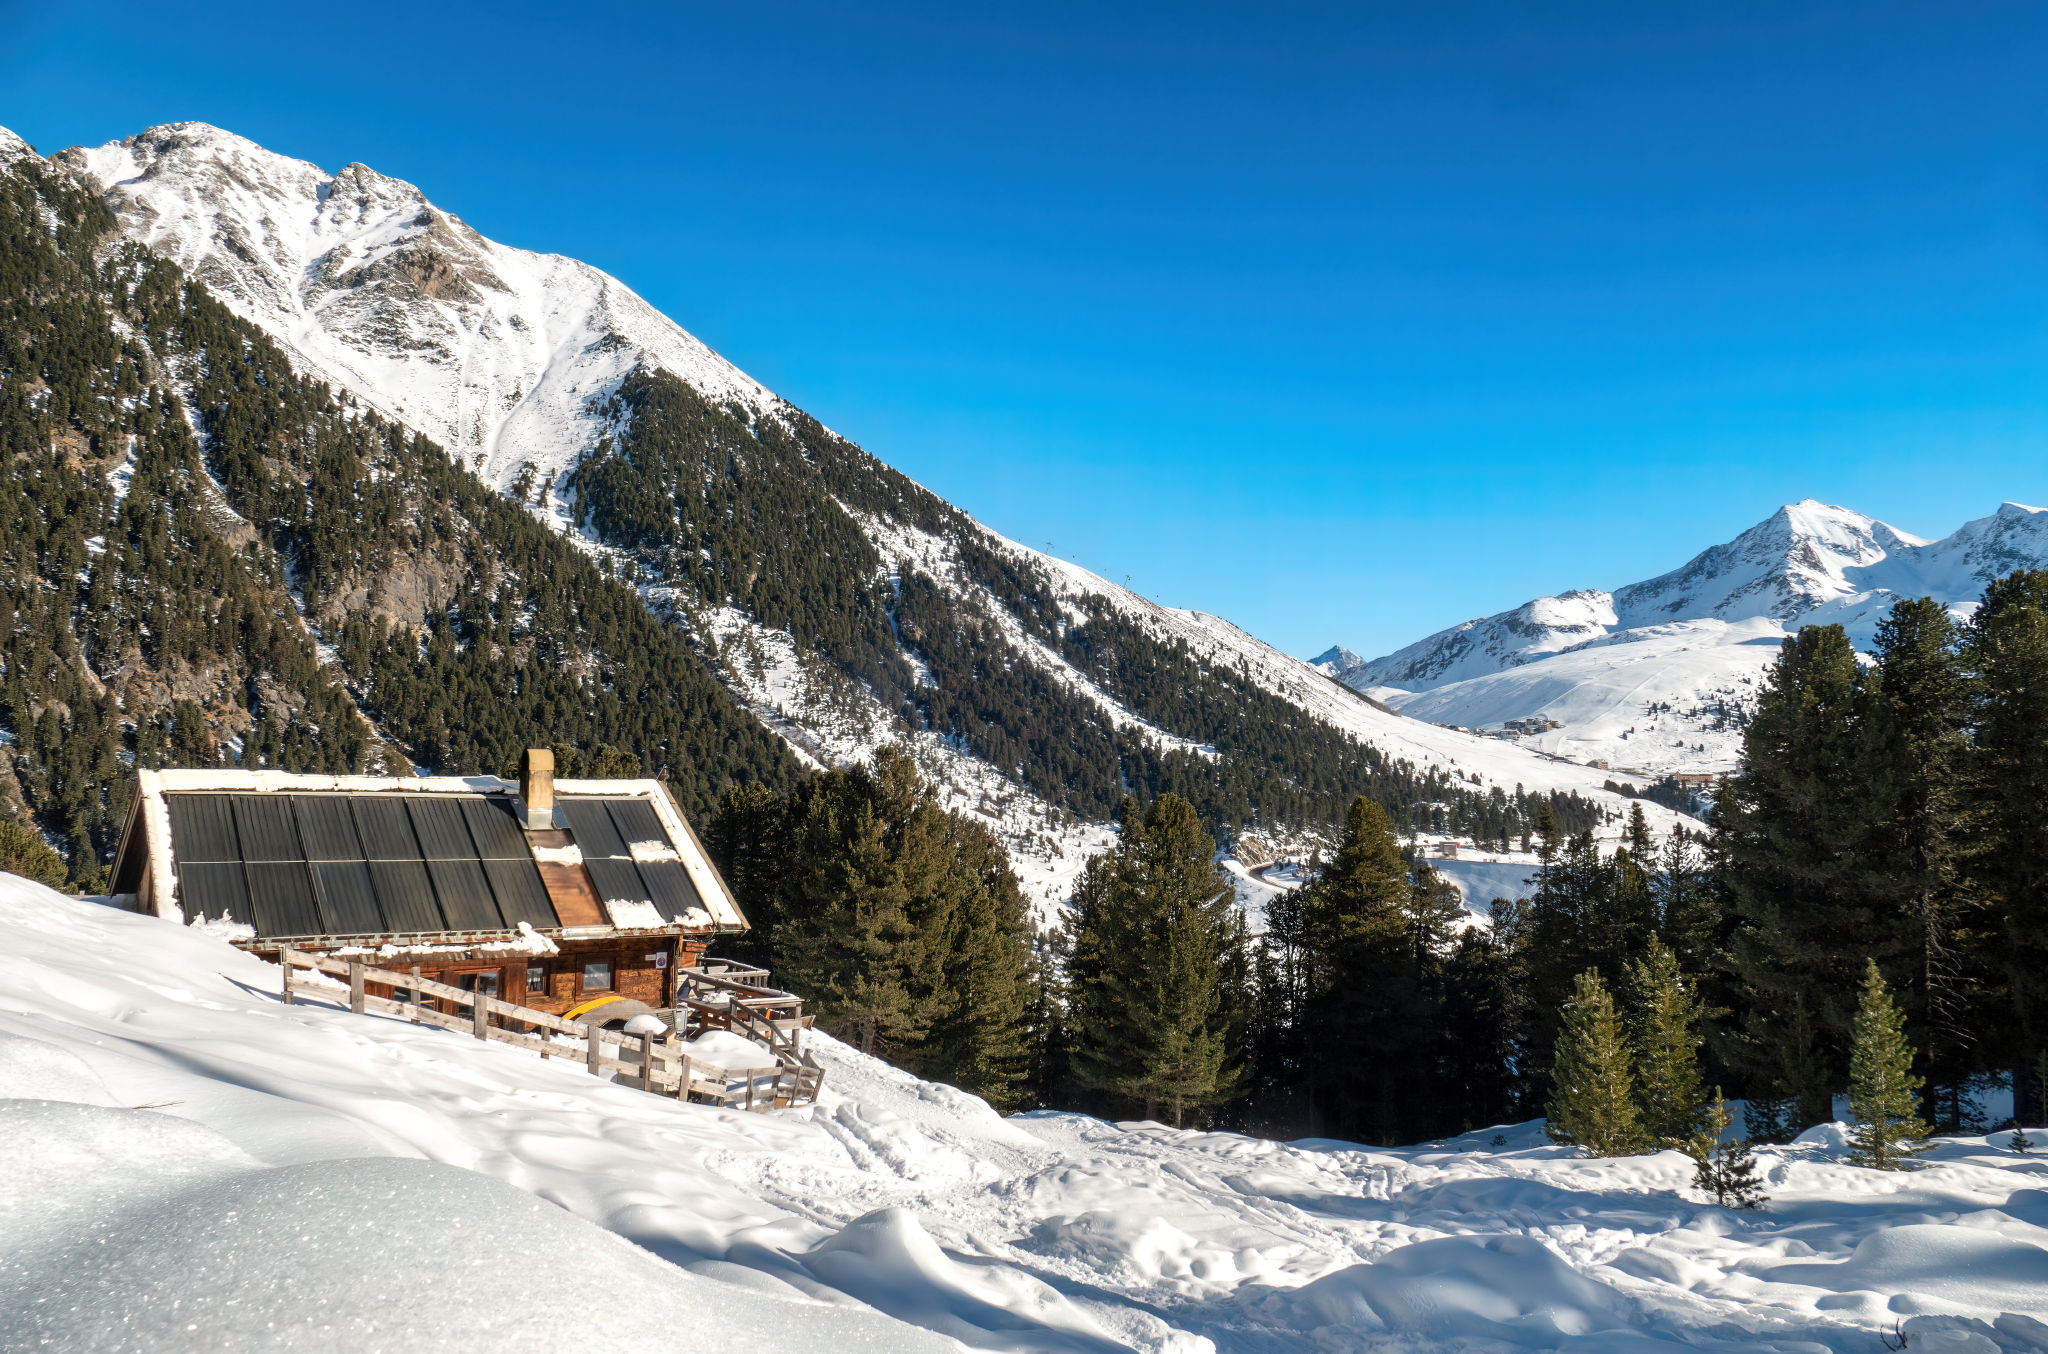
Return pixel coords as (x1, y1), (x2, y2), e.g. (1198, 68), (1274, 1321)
(8, 1), (2048, 658)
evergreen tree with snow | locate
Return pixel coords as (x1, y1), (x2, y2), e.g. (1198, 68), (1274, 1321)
(1547, 969), (1646, 1156)
(1625, 937), (1707, 1145)
(1684, 1088), (1766, 1209)
(1846, 959), (1931, 1170)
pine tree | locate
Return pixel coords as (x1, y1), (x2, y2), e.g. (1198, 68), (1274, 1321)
(1294, 797), (1414, 1140)
(1683, 1088), (1766, 1209)
(1655, 825), (1718, 974)
(1861, 597), (1981, 1132)
(1625, 937), (1706, 1145)
(1717, 624), (1896, 1132)
(1846, 959), (1931, 1170)
(1967, 571), (2048, 1135)
(1068, 794), (1245, 1126)
(1547, 969), (1646, 1156)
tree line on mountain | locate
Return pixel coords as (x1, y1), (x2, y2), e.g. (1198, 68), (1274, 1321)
(0, 155), (796, 888)
(577, 365), (1602, 844)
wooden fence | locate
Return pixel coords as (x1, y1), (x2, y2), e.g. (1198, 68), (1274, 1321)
(279, 950), (824, 1111)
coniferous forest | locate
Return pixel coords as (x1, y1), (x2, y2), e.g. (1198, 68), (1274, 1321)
(877, 583), (2040, 1142)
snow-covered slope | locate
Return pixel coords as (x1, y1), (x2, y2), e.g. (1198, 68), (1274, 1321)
(10, 874), (2048, 1352)
(1321, 500), (2048, 774)
(53, 122), (773, 511)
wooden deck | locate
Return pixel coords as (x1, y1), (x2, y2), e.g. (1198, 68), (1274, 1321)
(280, 950), (824, 1110)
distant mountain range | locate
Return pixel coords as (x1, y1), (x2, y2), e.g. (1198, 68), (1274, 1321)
(1316, 499), (2048, 775)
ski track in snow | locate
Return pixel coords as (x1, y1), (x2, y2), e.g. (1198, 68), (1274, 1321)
(8, 879), (2048, 1353)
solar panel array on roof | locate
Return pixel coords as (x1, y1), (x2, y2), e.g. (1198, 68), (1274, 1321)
(561, 796), (703, 924)
(165, 793), (561, 939)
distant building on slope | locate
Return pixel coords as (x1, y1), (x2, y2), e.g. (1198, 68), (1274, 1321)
(104, 750), (745, 1023)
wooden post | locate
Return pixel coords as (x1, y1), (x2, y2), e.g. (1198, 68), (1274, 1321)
(586, 1022), (602, 1076)
(473, 988), (489, 1040)
(640, 1030), (655, 1092)
(280, 949), (295, 1005)
(745, 1071), (756, 1112)
(349, 961), (365, 1015)
(677, 1053), (693, 1101)
(409, 965), (422, 1024)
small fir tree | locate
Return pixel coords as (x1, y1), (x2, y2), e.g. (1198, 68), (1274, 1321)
(1683, 1088), (1767, 1209)
(1846, 959), (1932, 1170)
(1547, 969), (1646, 1156)
(1625, 937), (1707, 1145)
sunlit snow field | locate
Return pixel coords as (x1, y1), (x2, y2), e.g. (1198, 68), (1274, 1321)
(3, 877), (2046, 1353)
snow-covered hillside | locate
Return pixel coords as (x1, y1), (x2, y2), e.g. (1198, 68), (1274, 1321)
(1320, 500), (2048, 775)
(10, 875), (2048, 1353)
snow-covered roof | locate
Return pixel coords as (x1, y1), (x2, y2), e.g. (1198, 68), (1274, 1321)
(115, 769), (745, 940)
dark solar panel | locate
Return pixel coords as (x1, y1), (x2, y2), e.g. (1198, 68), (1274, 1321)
(177, 862), (249, 921)
(461, 797), (529, 860)
(562, 799), (627, 859)
(166, 796), (240, 864)
(368, 860), (444, 932)
(292, 797), (365, 862)
(310, 860), (383, 934)
(483, 858), (559, 929)
(407, 798), (476, 861)
(231, 796), (304, 862)
(427, 858), (505, 930)
(243, 861), (324, 936)
(583, 857), (652, 908)
(353, 797), (424, 861)
(635, 860), (704, 923)
(604, 799), (671, 853)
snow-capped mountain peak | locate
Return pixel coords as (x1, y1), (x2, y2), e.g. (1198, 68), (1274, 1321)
(1323, 498), (2048, 777)
(52, 122), (772, 499)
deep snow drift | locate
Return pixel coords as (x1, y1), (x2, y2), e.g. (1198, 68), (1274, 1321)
(5, 877), (2048, 1353)
(1320, 500), (2048, 775)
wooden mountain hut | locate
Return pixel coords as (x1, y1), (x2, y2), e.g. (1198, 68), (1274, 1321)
(104, 749), (747, 1024)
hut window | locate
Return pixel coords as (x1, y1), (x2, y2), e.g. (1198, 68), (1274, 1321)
(582, 960), (612, 991)
(459, 972), (499, 998)
(526, 966), (546, 993)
